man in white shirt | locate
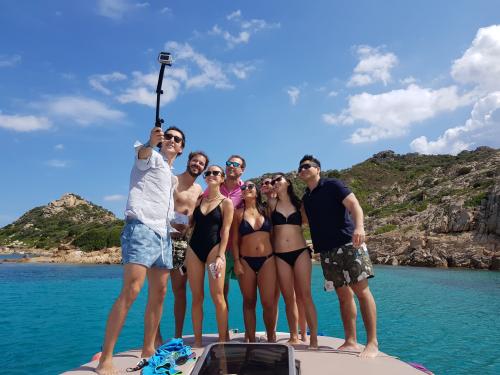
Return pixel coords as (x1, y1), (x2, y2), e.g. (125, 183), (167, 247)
(96, 126), (184, 375)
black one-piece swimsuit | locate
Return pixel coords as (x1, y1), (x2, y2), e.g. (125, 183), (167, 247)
(189, 199), (224, 263)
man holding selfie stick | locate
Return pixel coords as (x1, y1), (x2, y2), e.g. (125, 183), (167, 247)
(96, 126), (185, 375)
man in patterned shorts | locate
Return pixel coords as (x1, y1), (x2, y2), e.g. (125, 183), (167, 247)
(299, 154), (379, 358)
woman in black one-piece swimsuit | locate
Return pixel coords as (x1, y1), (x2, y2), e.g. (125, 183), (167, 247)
(186, 165), (234, 347)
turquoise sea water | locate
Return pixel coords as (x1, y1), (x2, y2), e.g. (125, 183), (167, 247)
(1, 263), (499, 375)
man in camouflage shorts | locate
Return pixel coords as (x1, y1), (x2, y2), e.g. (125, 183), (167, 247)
(299, 154), (379, 359)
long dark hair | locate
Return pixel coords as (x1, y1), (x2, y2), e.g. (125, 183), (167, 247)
(243, 184), (268, 218)
(274, 173), (301, 211)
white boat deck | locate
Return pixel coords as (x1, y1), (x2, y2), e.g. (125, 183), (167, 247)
(64, 332), (425, 374)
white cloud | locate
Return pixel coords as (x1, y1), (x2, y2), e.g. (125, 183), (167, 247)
(410, 91), (500, 154)
(117, 42), (255, 107)
(0, 54), (21, 68)
(89, 72), (127, 95)
(45, 159), (69, 168)
(347, 46), (398, 87)
(227, 10), (241, 21)
(323, 84), (470, 143)
(400, 76), (417, 85)
(117, 71), (182, 107)
(54, 144), (64, 150)
(211, 10), (280, 48)
(328, 90), (338, 97)
(229, 63), (255, 79)
(44, 96), (125, 125)
(103, 194), (127, 201)
(451, 25), (500, 91)
(160, 7), (172, 15)
(286, 87), (300, 105)
(135, 2), (149, 8)
(0, 113), (52, 132)
(167, 41), (233, 89)
(96, 0), (131, 19)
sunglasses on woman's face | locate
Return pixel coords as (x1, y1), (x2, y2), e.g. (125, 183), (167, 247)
(226, 161), (241, 168)
(298, 163), (316, 172)
(204, 170), (222, 177)
(271, 176), (283, 186)
(164, 133), (183, 144)
(240, 184), (256, 191)
(261, 180), (271, 186)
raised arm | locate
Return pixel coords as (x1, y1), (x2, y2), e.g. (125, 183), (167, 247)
(342, 193), (365, 247)
(138, 127), (163, 160)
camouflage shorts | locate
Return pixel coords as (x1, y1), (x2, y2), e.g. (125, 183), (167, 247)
(319, 242), (374, 290)
(172, 238), (188, 270)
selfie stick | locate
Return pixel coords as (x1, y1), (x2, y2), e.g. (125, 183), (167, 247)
(155, 52), (173, 128)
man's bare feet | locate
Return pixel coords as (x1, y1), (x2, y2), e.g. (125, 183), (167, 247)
(95, 359), (118, 375)
(337, 340), (362, 352)
(359, 341), (379, 358)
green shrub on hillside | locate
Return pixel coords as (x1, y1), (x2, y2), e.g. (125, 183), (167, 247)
(74, 228), (109, 251)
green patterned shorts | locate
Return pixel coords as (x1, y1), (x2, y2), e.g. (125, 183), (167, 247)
(172, 238), (188, 270)
(319, 242), (374, 290)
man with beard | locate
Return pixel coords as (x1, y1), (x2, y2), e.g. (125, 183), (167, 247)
(169, 151), (209, 338)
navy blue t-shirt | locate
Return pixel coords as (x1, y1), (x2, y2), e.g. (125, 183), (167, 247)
(302, 178), (354, 252)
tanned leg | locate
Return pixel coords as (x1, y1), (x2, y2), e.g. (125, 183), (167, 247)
(275, 256), (300, 344)
(257, 257), (278, 343)
(186, 247), (206, 347)
(96, 264), (147, 375)
(351, 280), (378, 358)
(171, 269), (188, 338)
(335, 285), (361, 352)
(238, 260), (258, 342)
(293, 251), (318, 349)
(141, 267), (169, 358)
(207, 245), (228, 342)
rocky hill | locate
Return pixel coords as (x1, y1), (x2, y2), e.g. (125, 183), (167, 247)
(1, 148), (498, 269)
(255, 147), (500, 270)
(0, 193), (124, 251)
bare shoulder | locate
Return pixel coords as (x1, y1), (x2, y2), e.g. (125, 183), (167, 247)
(222, 198), (234, 210)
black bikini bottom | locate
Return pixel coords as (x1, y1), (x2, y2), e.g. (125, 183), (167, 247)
(275, 247), (311, 268)
(241, 254), (274, 274)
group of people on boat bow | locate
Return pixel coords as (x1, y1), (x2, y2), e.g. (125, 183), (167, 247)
(96, 126), (379, 375)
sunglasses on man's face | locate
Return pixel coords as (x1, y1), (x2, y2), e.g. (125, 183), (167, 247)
(298, 163), (316, 173)
(164, 133), (183, 144)
(204, 170), (222, 177)
(240, 184), (256, 191)
(270, 176), (283, 186)
(226, 161), (241, 168)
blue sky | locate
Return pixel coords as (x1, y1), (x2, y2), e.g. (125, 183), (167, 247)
(1, 0), (499, 226)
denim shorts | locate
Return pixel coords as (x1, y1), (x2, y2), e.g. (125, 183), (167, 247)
(121, 219), (173, 269)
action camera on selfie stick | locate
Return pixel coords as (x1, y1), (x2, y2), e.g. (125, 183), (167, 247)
(155, 52), (173, 128)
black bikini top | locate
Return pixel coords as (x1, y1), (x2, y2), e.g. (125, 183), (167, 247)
(271, 207), (302, 226)
(239, 213), (272, 236)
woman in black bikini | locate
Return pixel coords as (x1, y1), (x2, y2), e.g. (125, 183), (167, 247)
(232, 180), (277, 343)
(270, 173), (318, 348)
(186, 165), (234, 347)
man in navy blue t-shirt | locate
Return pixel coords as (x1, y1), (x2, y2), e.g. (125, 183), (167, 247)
(299, 154), (379, 358)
